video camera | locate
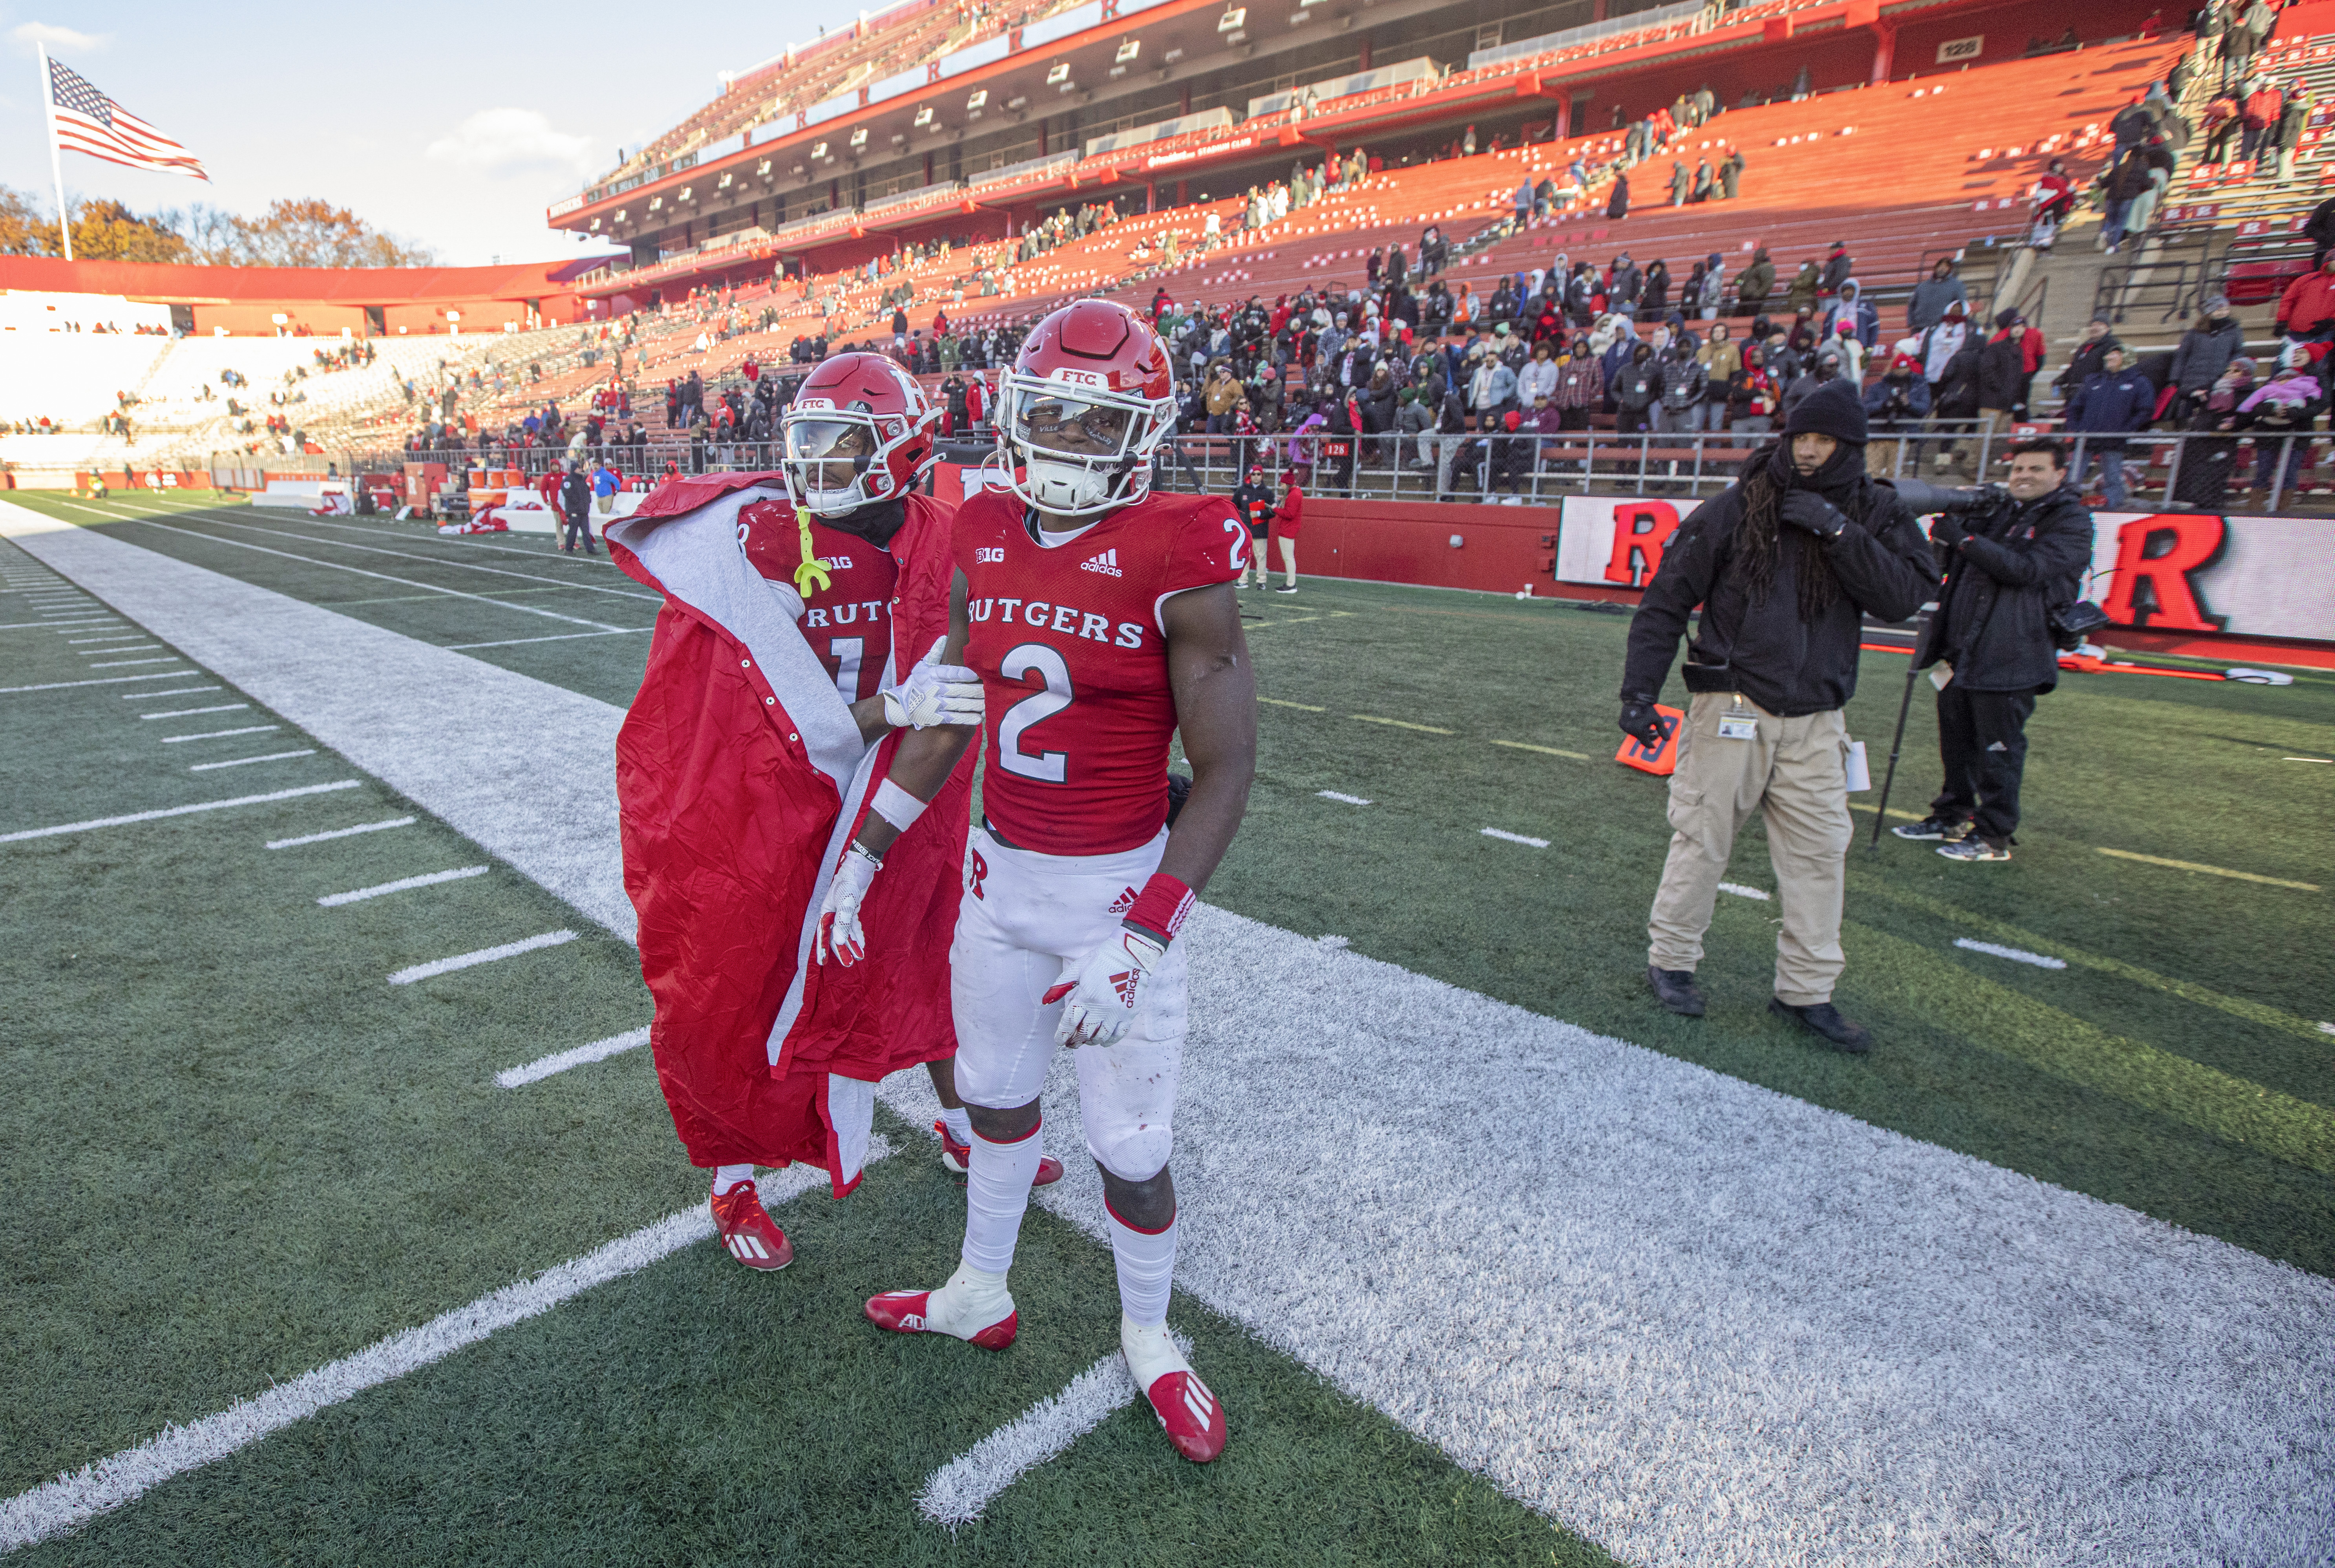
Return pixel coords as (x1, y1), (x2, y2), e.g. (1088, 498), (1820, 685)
(1875, 478), (2008, 514)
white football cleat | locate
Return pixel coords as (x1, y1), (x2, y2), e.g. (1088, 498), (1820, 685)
(1121, 1315), (1226, 1463)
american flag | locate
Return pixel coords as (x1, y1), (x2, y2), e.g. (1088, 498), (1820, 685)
(46, 57), (208, 181)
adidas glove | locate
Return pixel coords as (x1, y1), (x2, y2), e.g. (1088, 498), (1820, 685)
(883, 635), (983, 731)
(1041, 927), (1167, 1048)
(815, 842), (882, 965)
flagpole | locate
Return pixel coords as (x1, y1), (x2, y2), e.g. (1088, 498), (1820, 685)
(37, 44), (71, 261)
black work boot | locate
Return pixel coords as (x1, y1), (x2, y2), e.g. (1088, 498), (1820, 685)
(1646, 965), (1706, 1017)
(1769, 998), (1872, 1054)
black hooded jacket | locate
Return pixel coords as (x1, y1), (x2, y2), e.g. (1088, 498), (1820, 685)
(1622, 445), (1938, 715)
(1913, 481), (2095, 693)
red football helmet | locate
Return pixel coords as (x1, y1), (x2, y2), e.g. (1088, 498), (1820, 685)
(998, 300), (1179, 516)
(779, 351), (938, 516)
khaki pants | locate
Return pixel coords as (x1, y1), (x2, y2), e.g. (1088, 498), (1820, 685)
(1647, 692), (1853, 1005)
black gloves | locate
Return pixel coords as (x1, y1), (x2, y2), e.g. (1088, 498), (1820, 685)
(1619, 696), (1667, 749)
(1927, 512), (1970, 548)
(1778, 489), (1848, 540)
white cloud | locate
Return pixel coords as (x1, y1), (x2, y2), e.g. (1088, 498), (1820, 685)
(11, 21), (109, 53)
(424, 108), (595, 177)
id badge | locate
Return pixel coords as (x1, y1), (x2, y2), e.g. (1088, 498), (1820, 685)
(1716, 698), (1758, 742)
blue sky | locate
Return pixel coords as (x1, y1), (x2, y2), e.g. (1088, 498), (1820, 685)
(1, 1), (825, 265)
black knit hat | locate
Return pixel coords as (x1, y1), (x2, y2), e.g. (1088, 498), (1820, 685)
(1782, 378), (1868, 445)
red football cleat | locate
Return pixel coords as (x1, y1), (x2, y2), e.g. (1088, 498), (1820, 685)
(864, 1288), (1019, 1350)
(936, 1118), (1063, 1186)
(1138, 1369), (1227, 1464)
(710, 1180), (793, 1271)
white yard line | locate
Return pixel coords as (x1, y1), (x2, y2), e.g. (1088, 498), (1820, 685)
(11, 504), (2331, 1565)
(141, 705), (249, 720)
(916, 1350), (1140, 1526)
(1953, 937), (2069, 970)
(88, 657), (181, 669)
(124, 518), (626, 632)
(65, 634), (144, 644)
(220, 517), (659, 601)
(188, 749), (316, 772)
(0, 1149), (887, 1554)
(0, 620), (112, 630)
(79, 644), (159, 655)
(387, 929), (577, 985)
(1717, 882), (1772, 900)
(1315, 790), (1373, 805)
(159, 726), (280, 743)
(495, 1025), (653, 1087)
(443, 628), (656, 651)
(1480, 826), (1549, 848)
(317, 865), (489, 907)
(0, 672), (189, 695)
(0, 781), (361, 843)
(267, 817), (417, 850)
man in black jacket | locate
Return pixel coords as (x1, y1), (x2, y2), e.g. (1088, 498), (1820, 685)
(1229, 464), (1277, 588)
(558, 460), (597, 556)
(1619, 381), (1937, 1050)
(1895, 440), (2094, 861)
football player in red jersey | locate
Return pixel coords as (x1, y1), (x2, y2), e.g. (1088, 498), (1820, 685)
(814, 301), (1257, 1464)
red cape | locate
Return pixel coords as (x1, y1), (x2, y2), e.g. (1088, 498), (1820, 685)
(608, 474), (970, 1193)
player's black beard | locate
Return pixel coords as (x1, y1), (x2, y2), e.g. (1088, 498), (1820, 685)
(819, 496), (908, 547)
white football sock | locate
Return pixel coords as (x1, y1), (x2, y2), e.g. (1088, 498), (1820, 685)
(940, 1105), (974, 1145)
(712, 1163), (755, 1194)
(924, 1261), (1014, 1337)
(961, 1122), (1042, 1274)
(1106, 1204), (1178, 1329)
(1120, 1314), (1193, 1389)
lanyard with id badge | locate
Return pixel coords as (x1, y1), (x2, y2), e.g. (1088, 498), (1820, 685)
(1716, 695), (1760, 741)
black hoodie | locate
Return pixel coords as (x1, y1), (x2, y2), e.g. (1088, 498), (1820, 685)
(1622, 444), (1937, 715)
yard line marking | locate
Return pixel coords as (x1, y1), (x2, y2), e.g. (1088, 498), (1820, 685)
(188, 749), (316, 772)
(1955, 937), (2069, 970)
(1260, 696), (1326, 710)
(1351, 714), (1455, 734)
(1849, 802), (1928, 823)
(389, 929), (577, 984)
(65, 634), (144, 643)
(2095, 846), (2320, 892)
(231, 517), (658, 600)
(444, 628), (655, 651)
(141, 704), (249, 720)
(1316, 790), (1373, 805)
(496, 1025), (653, 1087)
(1489, 738), (1592, 760)
(2285, 757), (2332, 764)
(88, 657), (181, 669)
(126, 686), (220, 698)
(122, 518), (628, 632)
(1481, 827), (1550, 848)
(0, 619), (112, 630)
(1717, 882), (1771, 900)
(0, 780), (361, 843)
(268, 817), (417, 850)
(0, 671), (192, 694)
(318, 865), (490, 907)
(0, 1149), (887, 1554)
(160, 726), (280, 743)
(917, 1347), (1145, 1525)
(2320, 1022), (2335, 1037)
(82, 645), (160, 656)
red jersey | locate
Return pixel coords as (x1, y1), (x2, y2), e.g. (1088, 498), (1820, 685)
(738, 500), (903, 703)
(954, 487), (1245, 855)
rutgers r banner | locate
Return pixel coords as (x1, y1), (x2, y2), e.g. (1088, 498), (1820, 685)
(1555, 497), (2335, 645)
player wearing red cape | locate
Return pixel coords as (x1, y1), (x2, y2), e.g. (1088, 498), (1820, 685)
(607, 352), (1058, 1273)
(814, 302), (1258, 1463)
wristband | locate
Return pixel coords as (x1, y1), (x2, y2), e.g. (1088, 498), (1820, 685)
(870, 778), (929, 834)
(1122, 871), (1196, 945)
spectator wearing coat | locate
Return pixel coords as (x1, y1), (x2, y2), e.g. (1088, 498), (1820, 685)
(2063, 345), (2156, 508)
(1863, 349), (1934, 474)
(2275, 251), (2335, 344)
(1977, 309), (2033, 436)
(1818, 241), (1853, 299)
(1736, 248), (1775, 318)
(2169, 295), (2246, 412)
(2236, 344), (2329, 494)
(2240, 78), (2284, 164)
(1908, 259), (1968, 333)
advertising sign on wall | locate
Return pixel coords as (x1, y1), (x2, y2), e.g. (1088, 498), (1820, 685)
(1555, 497), (2335, 643)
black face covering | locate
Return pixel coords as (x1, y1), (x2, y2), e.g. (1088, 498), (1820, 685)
(817, 495), (908, 547)
(1770, 438), (1865, 494)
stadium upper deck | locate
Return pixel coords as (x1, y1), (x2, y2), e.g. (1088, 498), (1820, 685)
(552, 0), (2169, 292)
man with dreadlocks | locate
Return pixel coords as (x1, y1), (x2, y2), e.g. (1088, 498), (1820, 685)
(1617, 379), (1937, 1053)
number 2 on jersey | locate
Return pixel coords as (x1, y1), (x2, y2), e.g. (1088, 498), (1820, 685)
(996, 642), (1071, 782)
(1224, 517), (1250, 570)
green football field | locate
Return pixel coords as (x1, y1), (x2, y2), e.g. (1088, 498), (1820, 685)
(1, 489), (2329, 1566)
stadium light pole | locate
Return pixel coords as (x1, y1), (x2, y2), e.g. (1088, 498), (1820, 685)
(37, 44), (72, 261)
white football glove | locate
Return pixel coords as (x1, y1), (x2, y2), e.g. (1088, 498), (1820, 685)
(883, 635), (983, 731)
(815, 842), (882, 965)
(1041, 927), (1167, 1047)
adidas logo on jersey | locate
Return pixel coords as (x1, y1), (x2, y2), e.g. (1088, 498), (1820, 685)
(1080, 547), (1123, 577)
(1107, 885), (1139, 915)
